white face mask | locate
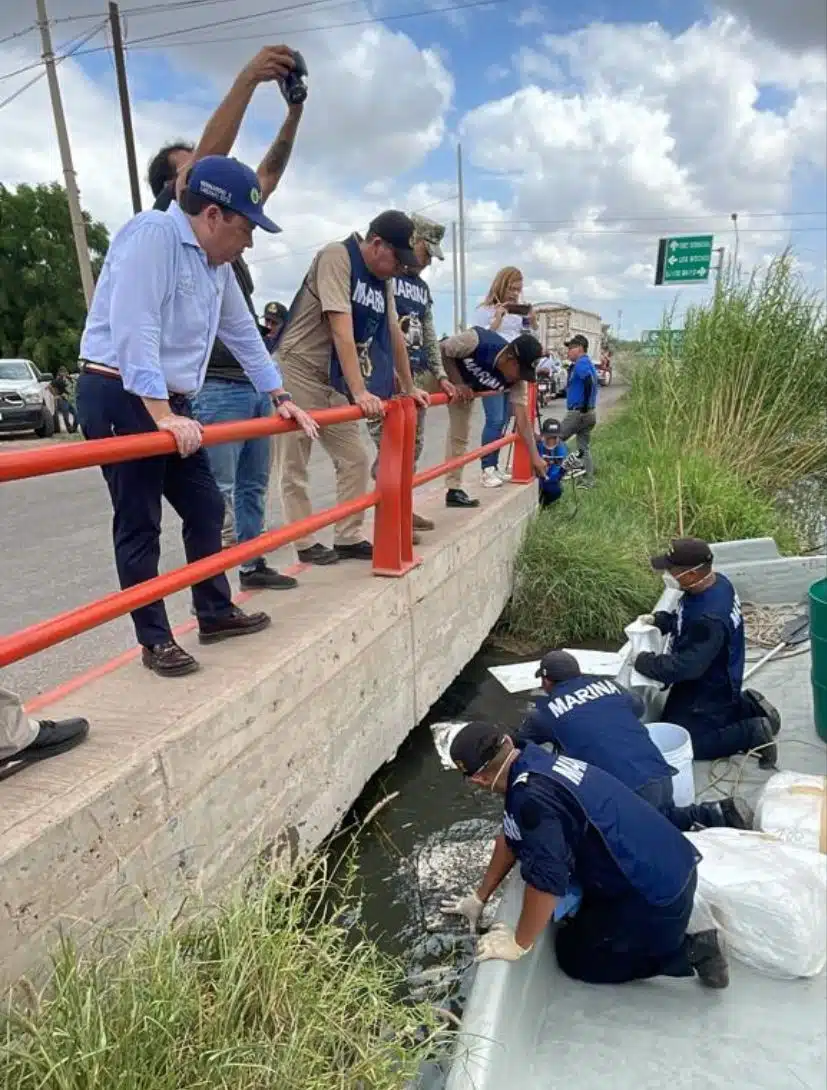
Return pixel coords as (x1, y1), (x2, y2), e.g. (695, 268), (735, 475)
(662, 562), (705, 591)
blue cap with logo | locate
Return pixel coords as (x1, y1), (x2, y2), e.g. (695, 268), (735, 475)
(187, 155), (281, 234)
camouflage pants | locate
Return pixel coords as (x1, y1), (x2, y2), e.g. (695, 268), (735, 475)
(367, 370), (435, 479)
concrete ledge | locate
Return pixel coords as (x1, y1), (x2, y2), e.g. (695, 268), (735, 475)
(0, 481), (537, 988)
(719, 555), (826, 605)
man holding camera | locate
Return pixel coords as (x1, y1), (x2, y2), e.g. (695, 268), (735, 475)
(274, 211), (429, 566)
(148, 45), (307, 580)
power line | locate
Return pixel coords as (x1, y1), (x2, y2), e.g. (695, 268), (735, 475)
(57, 0), (508, 60)
(0, 19), (107, 112)
(52, 0), (256, 25)
(0, 22), (38, 46)
(464, 225), (827, 236)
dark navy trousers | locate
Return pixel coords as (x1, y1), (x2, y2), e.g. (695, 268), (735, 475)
(76, 371), (234, 648)
(555, 870), (697, 985)
(637, 775), (724, 833)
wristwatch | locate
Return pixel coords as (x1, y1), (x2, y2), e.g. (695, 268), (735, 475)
(273, 392), (293, 406)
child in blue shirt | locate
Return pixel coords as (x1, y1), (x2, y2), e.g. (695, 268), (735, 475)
(537, 418), (568, 507)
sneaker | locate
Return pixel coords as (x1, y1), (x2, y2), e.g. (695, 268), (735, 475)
(413, 531), (422, 546)
(687, 929), (729, 989)
(481, 466), (504, 489)
(297, 543), (340, 566)
(446, 489), (480, 509)
(239, 562), (299, 590)
(719, 797), (754, 830)
(0, 717), (90, 775)
(142, 640), (199, 677)
(198, 606), (271, 645)
(413, 512), (435, 531)
(335, 540), (373, 561)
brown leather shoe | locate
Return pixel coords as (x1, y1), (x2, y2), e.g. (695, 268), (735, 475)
(412, 512), (435, 531)
(198, 606), (271, 644)
(142, 641), (199, 677)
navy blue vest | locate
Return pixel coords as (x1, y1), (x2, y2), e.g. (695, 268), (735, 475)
(678, 574), (745, 701)
(504, 743), (698, 906)
(329, 235), (394, 400)
(456, 327), (511, 392)
(393, 274), (431, 374)
(528, 675), (672, 792)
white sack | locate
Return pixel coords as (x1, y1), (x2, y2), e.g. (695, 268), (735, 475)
(755, 771), (827, 855)
(686, 828), (827, 979)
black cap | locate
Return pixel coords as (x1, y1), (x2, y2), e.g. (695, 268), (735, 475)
(541, 417), (561, 436)
(535, 650), (581, 682)
(367, 210), (417, 267)
(650, 537), (714, 571)
(512, 333), (544, 379)
(564, 334), (589, 351)
(449, 721), (509, 777)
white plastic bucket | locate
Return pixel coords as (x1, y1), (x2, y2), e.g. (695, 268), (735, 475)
(646, 721), (695, 806)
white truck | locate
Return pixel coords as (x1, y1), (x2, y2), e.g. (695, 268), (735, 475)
(533, 303), (607, 381)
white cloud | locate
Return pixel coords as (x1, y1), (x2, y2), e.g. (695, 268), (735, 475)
(0, 2), (824, 333)
(515, 6), (546, 28)
(714, 0), (827, 52)
(458, 16), (827, 310)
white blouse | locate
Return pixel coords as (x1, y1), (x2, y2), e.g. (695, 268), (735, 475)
(472, 304), (529, 344)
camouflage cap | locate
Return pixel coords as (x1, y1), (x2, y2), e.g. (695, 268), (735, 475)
(410, 212), (445, 261)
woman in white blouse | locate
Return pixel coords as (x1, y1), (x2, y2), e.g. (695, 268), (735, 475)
(472, 266), (537, 486)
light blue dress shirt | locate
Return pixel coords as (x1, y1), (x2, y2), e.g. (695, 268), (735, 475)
(80, 203), (283, 399)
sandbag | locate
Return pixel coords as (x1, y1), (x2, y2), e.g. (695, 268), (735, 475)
(755, 771), (827, 855)
(687, 828), (827, 979)
(616, 618), (669, 719)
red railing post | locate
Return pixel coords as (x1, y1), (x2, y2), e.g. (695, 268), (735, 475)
(510, 381), (537, 484)
(372, 399), (420, 577)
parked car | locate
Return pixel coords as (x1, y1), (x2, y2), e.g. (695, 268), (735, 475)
(0, 358), (55, 437)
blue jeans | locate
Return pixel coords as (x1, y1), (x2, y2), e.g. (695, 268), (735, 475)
(480, 393), (509, 470)
(192, 379), (272, 574)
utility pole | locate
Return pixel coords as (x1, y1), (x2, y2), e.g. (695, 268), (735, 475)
(714, 246), (726, 285)
(36, 0), (95, 307)
(451, 221), (459, 332)
(109, 1), (142, 214)
(456, 143), (467, 328)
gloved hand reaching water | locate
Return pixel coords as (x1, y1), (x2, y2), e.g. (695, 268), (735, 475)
(440, 890), (484, 933)
(475, 923), (532, 963)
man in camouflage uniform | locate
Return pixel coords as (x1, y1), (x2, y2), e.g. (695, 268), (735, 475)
(368, 213), (477, 533)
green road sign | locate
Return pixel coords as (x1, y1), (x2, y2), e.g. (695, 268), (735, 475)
(655, 235), (713, 285)
(640, 329), (685, 357)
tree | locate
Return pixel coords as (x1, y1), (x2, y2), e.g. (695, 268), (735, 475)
(0, 182), (109, 374)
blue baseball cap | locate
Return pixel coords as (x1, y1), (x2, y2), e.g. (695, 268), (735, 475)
(187, 155), (281, 234)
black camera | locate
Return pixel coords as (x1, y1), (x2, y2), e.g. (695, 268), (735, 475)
(280, 49), (308, 105)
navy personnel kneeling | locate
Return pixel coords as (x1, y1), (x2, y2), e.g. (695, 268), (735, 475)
(442, 722), (729, 989)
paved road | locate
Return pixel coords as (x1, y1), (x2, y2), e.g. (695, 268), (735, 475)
(1, 385), (625, 698)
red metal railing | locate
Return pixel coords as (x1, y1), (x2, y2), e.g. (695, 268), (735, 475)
(0, 389), (535, 668)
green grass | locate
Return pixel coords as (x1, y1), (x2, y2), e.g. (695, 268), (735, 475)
(0, 862), (442, 1090)
(505, 253), (825, 649)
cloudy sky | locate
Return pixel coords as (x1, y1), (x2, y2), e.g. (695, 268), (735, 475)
(1, 0), (825, 337)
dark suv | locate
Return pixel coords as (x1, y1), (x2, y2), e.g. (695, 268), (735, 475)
(0, 358), (54, 437)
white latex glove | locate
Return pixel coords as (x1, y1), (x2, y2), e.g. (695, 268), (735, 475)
(475, 923), (532, 963)
(637, 613), (656, 626)
(439, 891), (484, 933)
(157, 413), (203, 457)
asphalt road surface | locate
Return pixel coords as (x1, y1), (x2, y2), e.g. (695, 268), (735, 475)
(1, 384), (625, 699)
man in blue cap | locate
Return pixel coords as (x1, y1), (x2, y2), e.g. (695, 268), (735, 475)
(76, 156), (318, 678)
(518, 650), (753, 831)
(441, 721), (729, 988)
